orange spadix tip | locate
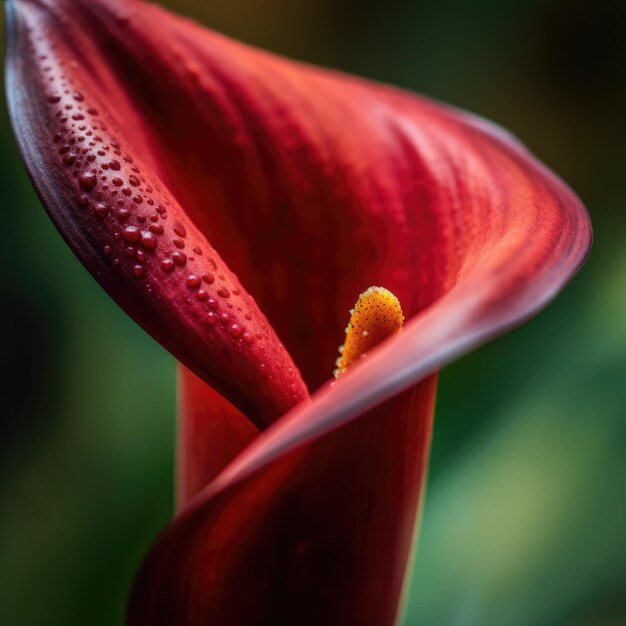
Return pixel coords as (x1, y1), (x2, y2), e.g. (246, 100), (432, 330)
(333, 286), (404, 378)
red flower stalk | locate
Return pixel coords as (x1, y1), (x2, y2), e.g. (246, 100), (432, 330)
(4, 0), (591, 624)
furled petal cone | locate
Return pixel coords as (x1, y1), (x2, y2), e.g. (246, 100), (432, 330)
(3, 0), (592, 625)
(4, 0), (309, 428)
(133, 377), (438, 626)
(129, 0), (589, 618)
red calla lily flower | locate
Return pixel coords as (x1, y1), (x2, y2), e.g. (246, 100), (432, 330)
(4, 0), (591, 624)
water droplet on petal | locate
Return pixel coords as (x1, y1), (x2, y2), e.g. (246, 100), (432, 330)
(161, 258), (175, 273)
(172, 251), (186, 267)
(186, 275), (201, 289)
(122, 225), (140, 242)
(116, 208), (131, 222)
(138, 231), (157, 250)
(93, 202), (109, 220)
(228, 323), (243, 337)
(79, 172), (97, 191)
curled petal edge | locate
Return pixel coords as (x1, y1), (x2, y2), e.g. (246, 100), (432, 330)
(190, 118), (592, 506)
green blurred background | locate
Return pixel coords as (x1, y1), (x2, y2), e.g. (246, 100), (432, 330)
(1, 1), (624, 624)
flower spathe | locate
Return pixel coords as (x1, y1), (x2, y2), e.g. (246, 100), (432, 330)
(4, 0), (591, 624)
